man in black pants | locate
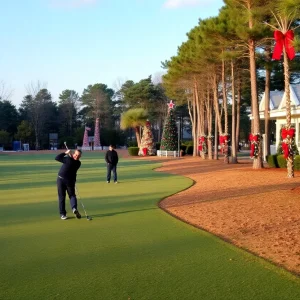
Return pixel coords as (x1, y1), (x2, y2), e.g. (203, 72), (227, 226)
(105, 145), (119, 183)
(55, 149), (82, 220)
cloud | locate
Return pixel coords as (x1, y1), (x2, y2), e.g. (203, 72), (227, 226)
(49, 0), (97, 9)
(163, 0), (206, 9)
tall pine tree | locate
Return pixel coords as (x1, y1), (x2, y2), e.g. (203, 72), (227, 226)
(160, 101), (178, 151)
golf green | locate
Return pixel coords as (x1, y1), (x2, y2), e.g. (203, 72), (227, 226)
(0, 152), (300, 300)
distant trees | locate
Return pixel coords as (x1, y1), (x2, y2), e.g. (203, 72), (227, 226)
(4, 0), (299, 155)
(0, 100), (19, 135)
(118, 76), (172, 143)
(0, 130), (11, 148)
(15, 121), (33, 144)
(58, 89), (80, 137)
(19, 82), (57, 149)
(81, 83), (114, 128)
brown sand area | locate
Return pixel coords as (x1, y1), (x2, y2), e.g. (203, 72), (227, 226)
(155, 156), (300, 276)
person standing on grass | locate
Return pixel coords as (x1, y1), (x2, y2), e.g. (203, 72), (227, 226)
(105, 145), (119, 183)
(55, 149), (82, 220)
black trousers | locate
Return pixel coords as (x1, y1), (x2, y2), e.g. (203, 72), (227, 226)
(57, 177), (77, 215)
(106, 163), (117, 182)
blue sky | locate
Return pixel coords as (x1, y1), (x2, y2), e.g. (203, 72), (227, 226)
(1, 0), (224, 107)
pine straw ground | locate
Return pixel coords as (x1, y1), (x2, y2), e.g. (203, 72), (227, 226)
(132, 152), (300, 276)
(155, 156), (300, 276)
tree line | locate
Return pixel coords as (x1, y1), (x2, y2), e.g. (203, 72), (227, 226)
(1, 0), (299, 162)
(161, 0), (300, 170)
(0, 78), (184, 150)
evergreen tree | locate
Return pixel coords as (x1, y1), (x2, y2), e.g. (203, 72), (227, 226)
(160, 101), (178, 151)
(139, 120), (156, 156)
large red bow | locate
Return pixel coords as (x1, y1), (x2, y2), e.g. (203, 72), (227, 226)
(272, 30), (295, 60)
(281, 128), (295, 140)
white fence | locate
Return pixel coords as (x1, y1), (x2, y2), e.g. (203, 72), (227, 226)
(157, 150), (179, 157)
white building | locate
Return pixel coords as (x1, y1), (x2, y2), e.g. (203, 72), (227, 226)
(258, 84), (300, 156)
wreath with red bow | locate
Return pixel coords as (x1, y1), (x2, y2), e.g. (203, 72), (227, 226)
(198, 136), (207, 153)
(219, 134), (229, 155)
(249, 133), (261, 158)
(281, 127), (295, 159)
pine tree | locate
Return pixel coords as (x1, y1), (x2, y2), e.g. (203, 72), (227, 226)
(139, 120), (156, 156)
(160, 101), (178, 151)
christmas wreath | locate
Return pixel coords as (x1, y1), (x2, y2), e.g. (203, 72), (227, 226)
(281, 127), (295, 159)
(249, 133), (261, 158)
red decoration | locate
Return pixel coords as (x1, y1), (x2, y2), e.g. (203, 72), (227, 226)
(249, 134), (260, 158)
(272, 30), (295, 60)
(219, 135), (229, 154)
(219, 136), (223, 145)
(281, 128), (295, 139)
(198, 136), (207, 152)
(281, 128), (295, 159)
(168, 100), (175, 110)
(281, 142), (289, 159)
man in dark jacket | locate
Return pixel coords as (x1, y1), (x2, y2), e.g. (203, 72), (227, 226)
(105, 145), (119, 183)
(55, 149), (82, 220)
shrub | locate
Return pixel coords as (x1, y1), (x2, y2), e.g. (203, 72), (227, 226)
(180, 145), (187, 151)
(186, 145), (193, 155)
(266, 155), (279, 168)
(294, 156), (300, 170)
(267, 154), (300, 170)
(127, 140), (138, 147)
(277, 155), (287, 168)
(128, 147), (139, 156)
(183, 140), (193, 146)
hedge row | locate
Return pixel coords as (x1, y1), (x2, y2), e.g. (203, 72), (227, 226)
(267, 154), (300, 170)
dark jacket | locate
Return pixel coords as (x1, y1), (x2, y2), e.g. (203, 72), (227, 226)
(55, 152), (81, 183)
(105, 149), (118, 165)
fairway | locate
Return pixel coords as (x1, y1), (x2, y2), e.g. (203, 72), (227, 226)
(1, 152), (300, 300)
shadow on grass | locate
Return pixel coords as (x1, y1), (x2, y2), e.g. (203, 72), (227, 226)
(91, 207), (158, 219)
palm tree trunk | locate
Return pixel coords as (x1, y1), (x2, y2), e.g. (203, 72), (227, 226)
(222, 58), (228, 135)
(284, 49), (294, 178)
(207, 90), (213, 160)
(249, 38), (263, 169)
(264, 46), (272, 157)
(265, 68), (271, 157)
(214, 113), (218, 160)
(135, 127), (141, 148)
(231, 60), (237, 164)
(236, 73), (241, 152)
(192, 88), (197, 156)
(194, 78), (201, 156)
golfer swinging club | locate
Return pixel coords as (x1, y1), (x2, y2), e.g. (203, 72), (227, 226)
(55, 148), (82, 220)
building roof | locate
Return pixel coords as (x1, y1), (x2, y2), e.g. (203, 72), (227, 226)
(259, 84), (300, 113)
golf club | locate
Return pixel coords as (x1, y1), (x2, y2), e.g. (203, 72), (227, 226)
(63, 141), (72, 157)
(75, 186), (92, 221)
(63, 142), (92, 221)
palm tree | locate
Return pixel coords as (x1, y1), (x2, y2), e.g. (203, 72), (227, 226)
(120, 108), (148, 148)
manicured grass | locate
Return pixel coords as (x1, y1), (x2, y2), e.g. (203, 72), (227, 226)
(0, 152), (300, 300)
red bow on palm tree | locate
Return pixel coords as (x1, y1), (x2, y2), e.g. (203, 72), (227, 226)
(272, 30), (296, 60)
